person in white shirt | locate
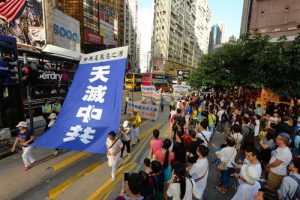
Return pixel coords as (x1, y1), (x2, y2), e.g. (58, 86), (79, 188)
(266, 133), (293, 191)
(232, 146), (262, 184)
(167, 163), (201, 200)
(278, 158), (300, 200)
(230, 124), (243, 153)
(196, 119), (212, 146)
(106, 131), (123, 181)
(188, 145), (209, 199)
(215, 137), (237, 193)
(231, 165), (261, 200)
(216, 106), (226, 133)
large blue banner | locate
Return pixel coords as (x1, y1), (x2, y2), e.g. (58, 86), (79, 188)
(33, 47), (128, 153)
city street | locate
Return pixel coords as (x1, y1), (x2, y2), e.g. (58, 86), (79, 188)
(0, 90), (237, 200)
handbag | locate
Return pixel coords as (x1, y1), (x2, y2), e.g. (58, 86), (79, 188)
(217, 149), (235, 171)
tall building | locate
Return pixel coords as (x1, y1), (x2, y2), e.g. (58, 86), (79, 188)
(58, 0), (125, 53)
(209, 23), (227, 52)
(151, 0), (211, 75)
(240, 0), (300, 41)
(124, 0), (139, 71)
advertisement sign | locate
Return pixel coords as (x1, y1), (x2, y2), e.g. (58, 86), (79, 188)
(52, 9), (80, 52)
(33, 46), (128, 154)
(177, 70), (190, 81)
(153, 58), (166, 74)
(141, 85), (161, 100)
(99, 4), (118, 46)
(127, 101), (159, 121)
(84, 29), (102, 44)
(166, 60), (191, 76)
(0, 0), (46, 48)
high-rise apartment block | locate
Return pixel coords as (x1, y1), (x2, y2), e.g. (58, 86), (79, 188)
(209, 23), (227, 52)
(151, 0), (211, 75)
(241, 0), (300, 41)
(124, 0), (139, 71)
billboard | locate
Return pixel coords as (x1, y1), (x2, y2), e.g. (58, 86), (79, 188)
(99, 4), (118, 46)
(153, 58), (166, 74)
(52, 9), (80, 52)
(166, 60), (191, 76)
(84, 29), (101, 44)
(0, 0), (46, 48)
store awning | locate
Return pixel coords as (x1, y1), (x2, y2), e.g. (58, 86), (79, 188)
(42, 44), (82, 61)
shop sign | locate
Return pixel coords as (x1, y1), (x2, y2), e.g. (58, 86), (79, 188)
(37, 70), (69, 83)
(52, 9), (80, 52)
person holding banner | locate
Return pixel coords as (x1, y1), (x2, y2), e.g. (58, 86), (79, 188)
(106, 131), (123, 181)
(131, 111), (142, 145)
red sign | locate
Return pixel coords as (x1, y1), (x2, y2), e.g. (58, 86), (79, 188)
(142, 73), (152, 86)
(84, 29), (102, 44)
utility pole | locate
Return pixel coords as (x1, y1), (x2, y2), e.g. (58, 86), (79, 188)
(23, 53), (34, 132)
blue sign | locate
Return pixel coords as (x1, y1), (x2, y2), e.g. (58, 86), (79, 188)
(33, 47), (128, 153)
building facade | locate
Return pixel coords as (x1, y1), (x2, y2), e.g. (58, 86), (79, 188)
(240, 0), (300, 40)
(58, 0), (126, 53)
(151, 0), (211, 75)
(209, 23), (227, 52)
(124, 0), (139, 71)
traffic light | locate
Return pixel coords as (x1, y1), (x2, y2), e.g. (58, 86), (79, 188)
(21, 64), (32, 85)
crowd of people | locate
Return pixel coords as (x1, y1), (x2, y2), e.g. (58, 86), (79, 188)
(114, 90), (300, 200)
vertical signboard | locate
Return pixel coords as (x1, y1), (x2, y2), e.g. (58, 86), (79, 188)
(99, 4), (118, 46)
(0, 0), (46, 48)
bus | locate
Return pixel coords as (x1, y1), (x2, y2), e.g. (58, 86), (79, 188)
(0, 34), (23, 130)
(124, 73), (142, 91)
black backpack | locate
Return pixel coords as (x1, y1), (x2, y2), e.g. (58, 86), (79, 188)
(221, 112), (228, 122)
(289, 175), (300, 200)
(244, 127), (255, 147)
(176, 115), (185, 127)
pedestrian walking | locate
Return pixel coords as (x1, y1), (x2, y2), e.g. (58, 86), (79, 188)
(160, 96), (165, 112)
(131, 111), (142, 145)
(47, 113), (60, 155)
(120, 120), (131, 158)
(188, 145), (209, 199)
(106, 131), (123, 181)
(11, 121), (36, 171)
(124, 94), (130, 114)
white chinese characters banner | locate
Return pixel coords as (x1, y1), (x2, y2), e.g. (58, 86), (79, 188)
(33, 46), (128, 153)
(141, 85), (161, 100)
(172, 84), (191, 92)
(127, 101), (159, 121)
